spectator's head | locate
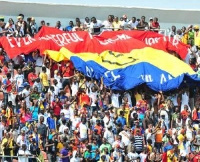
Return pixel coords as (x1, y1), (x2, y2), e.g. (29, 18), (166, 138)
(141, 16), (146, 22)
(114, 16), (119, 22)
(194, 25), (199, 32)
(85, 17), (90, 23)
(18, 68), (22, 74)
(153, 17), (158, 22)
(132, 17), (136, 22)
(100, 155), (106, 161)
(40, 116), (44, 123)
(81, 117), (86, 124)
(75, 17), (80, 23)
(102, 138), (107, 144)
(42, 66), (46, 72)
(91, 17), (97, 23)
(18, 13), (24, 19)
(56, 21), (61, 28)
(108, 15), (113, 22)
(171, 25), (176, 32)
(17, 15), (23, 22)
(41, 20), (45, 26)
(0, 16), (4, 26)
(119, 111), (124, 116)
(182, 26), (186, 33)
(22, 144), (27, 151)
(177, 29), (182, 35)
(122, 14), (127, 21)
(8, 18), (14, 25)
(69, 21), (74, 27)
(31, 17), (35, 23)
(149, 17), (153, 22)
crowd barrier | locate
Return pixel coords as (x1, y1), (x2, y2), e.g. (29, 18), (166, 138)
(0, 155), (42, 162)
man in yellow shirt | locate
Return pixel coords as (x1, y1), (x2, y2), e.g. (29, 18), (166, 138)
(194, 25), (200, 48)
(112, 16), (122, 31)
(39, 67), (49, 93)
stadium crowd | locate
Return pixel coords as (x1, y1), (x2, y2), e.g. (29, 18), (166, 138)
(0, 14), (200, 162)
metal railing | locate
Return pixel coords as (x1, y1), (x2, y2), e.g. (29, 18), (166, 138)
(0, 155), (41, 162)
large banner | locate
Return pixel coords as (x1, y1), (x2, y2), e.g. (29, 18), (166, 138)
(0, 26), (189, 59)
(45, 47), (198, 91)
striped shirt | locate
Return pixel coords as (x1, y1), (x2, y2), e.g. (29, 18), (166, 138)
(134, 135), (143, 152)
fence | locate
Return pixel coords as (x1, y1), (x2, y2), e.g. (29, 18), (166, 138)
(0, 155), (41, 162)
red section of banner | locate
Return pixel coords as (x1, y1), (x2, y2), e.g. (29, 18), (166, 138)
(0, 26), (189, 59)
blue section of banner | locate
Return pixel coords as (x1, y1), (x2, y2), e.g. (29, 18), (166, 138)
(70, 56), (199, 91)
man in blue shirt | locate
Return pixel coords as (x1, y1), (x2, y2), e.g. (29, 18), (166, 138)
(116, 111), (126, 128)
(65, 21), (74, 31)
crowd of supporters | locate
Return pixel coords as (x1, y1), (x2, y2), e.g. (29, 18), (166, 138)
(0, 13), (200, 162)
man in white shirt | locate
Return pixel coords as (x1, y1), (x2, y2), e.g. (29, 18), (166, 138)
(33, 54), (43, 75)
(119, 126), (131, 146)
(14, 68), (24, 92)
(71, 79), (79, 96)
(111, 91), (120, 108)
(59, 118), (69, 134)
(102, 15), (113, 31)
(90, 17), (103, 34)
(17, 130), (27, 147)
(78, 118), (88, 140)
(21, 83), (30, 108)
(60, 104), (72, 119)
(18, 144), (31, 162)
(128, 17), (138, 30)
(71, 109), (81, 131)
(89, 87), (98, 113)
(104, 125), (115, 145)
(120, 15), (129, 30)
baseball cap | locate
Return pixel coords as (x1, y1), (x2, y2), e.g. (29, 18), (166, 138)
(22, 82), (30, 87)
(123, 14), (127, 19)
(194, 25), (199, 30)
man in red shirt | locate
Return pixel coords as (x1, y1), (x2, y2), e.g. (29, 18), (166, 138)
(52, 97), (62, 119)
(78, 90), (91, 107)
(28, 68), (38, 86)
(61, 61), (74, 89)
(151, 17), (160, 32)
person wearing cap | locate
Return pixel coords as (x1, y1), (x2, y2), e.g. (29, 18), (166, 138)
(194, 25), (200, 49)
(30, 17), (38, 35)
(120, 14), (129, 30)
(148, 17), (153, 28)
